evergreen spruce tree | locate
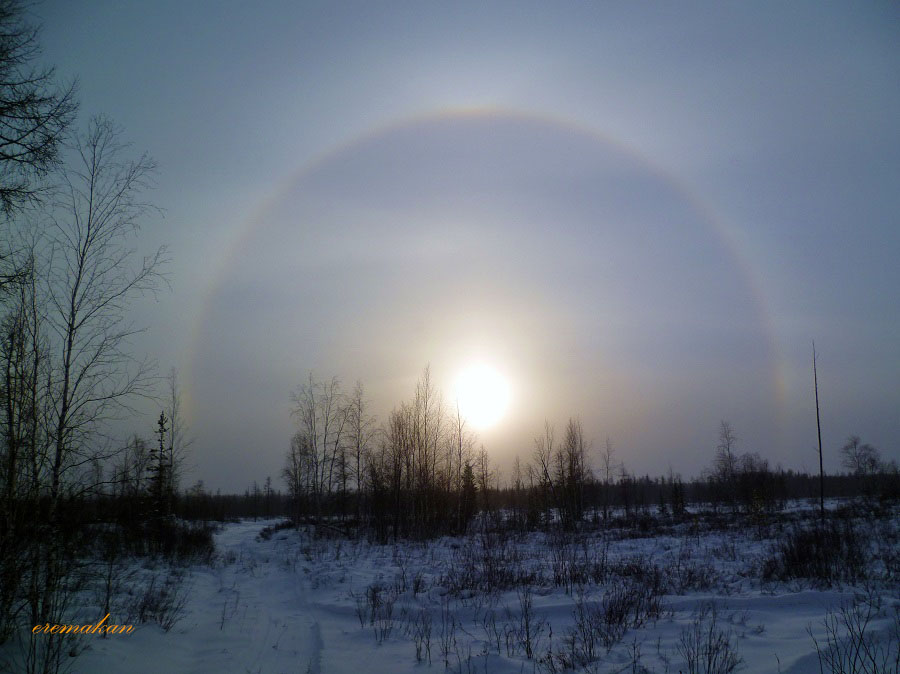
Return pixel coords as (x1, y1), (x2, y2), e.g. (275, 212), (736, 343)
(149, 411), (170, 519)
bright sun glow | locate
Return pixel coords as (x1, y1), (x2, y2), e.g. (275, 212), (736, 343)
(454, 363), (511, 430)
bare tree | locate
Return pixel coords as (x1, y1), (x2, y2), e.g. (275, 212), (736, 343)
(600, 436), (616, 521)
(840, 436), (880, 476)
(164, 368), (190, 502)
(346, 380), (376, 520)
(531, 418), (589, 528)
(715, 421), (738, 480)
(282, 429), (311, 521)
(475, 444), (494, 512)
(0, 0), (77, 217)
(112, 434), (150, 497)
(511, 454), (526, 528)
(714, 420), (739, 510)
(287, 373), (347, 524)
(560, 417), (589, 526)
(383, 401), (413, 538)
(43, 116), (166, 509)
(533, 420), (557, 518)
(413, 365), (444, 523)
(450, 398), (475, 532)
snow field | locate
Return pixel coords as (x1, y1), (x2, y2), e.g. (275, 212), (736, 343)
(67, 507), (899, 673)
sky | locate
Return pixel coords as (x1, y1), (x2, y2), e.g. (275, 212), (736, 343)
(36, 1), (899, 492)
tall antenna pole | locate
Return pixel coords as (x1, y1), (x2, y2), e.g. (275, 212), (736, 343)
(813, 341), (824, 521)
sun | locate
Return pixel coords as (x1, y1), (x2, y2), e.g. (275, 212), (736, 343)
(453, 363), (511, 430)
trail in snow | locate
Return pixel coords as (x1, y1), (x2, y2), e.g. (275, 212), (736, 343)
(76, 519), (322, 674)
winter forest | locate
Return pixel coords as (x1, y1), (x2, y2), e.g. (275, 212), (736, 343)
(1, 2), (899, 673)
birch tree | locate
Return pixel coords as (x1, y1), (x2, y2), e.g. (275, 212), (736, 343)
(44, 116), (166, 508)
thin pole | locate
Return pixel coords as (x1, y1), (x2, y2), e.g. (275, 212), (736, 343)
(813, 341), (824, 521)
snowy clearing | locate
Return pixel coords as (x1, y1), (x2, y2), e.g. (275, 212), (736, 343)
(59, 507), (899, 674)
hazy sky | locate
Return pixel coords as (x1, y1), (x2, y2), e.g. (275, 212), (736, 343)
(38, 1), (899, 491)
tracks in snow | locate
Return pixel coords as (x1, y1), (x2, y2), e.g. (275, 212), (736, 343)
(185, 520), (323, 674)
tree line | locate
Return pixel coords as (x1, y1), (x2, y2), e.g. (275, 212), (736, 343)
(281, 370), (899, 541)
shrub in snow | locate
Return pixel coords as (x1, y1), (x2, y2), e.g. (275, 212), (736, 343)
(809, 593), (900, 674)
(677, 602), (743, 674)
(762, 517), (867, 585)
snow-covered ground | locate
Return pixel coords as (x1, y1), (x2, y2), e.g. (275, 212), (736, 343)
(58, 510), (900, 673)
(73, 520), (323, 673)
